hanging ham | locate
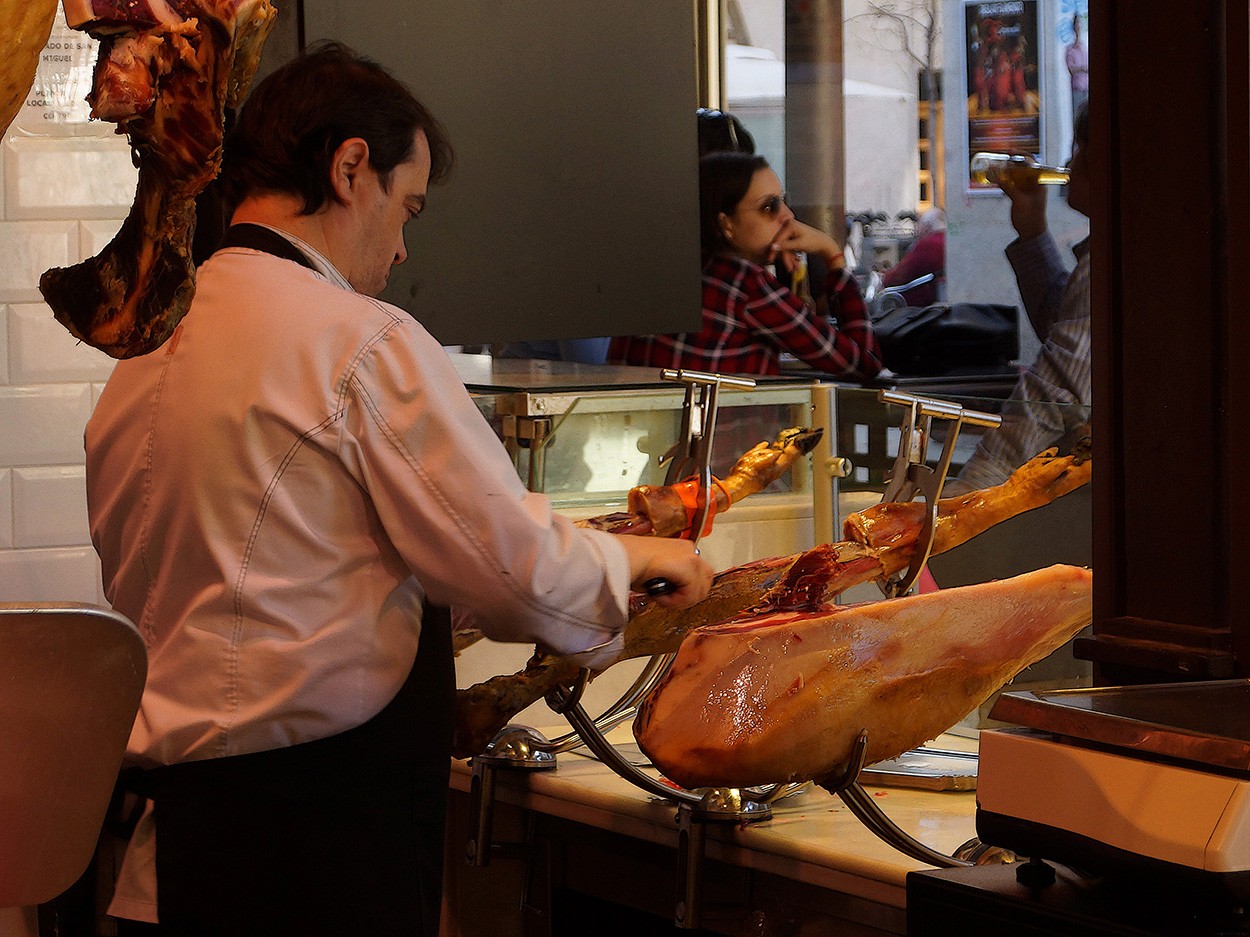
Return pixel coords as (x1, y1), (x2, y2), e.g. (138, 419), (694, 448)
(40, 0), (277, 358)
(0, 0), (59, 140)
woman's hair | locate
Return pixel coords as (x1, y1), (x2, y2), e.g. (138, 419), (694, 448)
(699, 151), (769, 254)
(218, 41), (454, 215)
(696, 108), (755, 156)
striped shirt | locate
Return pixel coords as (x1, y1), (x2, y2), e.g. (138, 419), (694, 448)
(956, 233), (1092, 490)
(609, 253), (883, 380)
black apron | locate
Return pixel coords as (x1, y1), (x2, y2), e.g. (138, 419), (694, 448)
(122, 603), (453, 936)
(119, 226), (455, 936)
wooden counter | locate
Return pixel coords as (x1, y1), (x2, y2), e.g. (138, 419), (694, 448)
(441, 727), (979, 936)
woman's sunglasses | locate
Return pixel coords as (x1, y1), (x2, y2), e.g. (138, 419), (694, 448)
(757, 193), (788, 217)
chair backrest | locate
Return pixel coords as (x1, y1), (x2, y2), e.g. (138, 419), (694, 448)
(0, 604), (146, 908)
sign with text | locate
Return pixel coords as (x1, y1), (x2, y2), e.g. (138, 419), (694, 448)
(12, 8), (105, 136)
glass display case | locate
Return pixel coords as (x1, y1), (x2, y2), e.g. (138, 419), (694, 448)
(451, 353), (1094, 728)
(454, 353), (1089, 546)
(454, 353), (839, 549)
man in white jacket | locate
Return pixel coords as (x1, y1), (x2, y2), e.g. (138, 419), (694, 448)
(86, 41), (711, 936)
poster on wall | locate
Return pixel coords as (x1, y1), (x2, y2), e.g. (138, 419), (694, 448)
(1056, 0), (1088, 157)
(964, 0), (1042, 191)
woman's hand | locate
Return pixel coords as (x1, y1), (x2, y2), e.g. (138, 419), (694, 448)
(773, 219), (845, 269)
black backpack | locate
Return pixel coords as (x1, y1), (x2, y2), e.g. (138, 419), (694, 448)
(870, 302), (1019, 376)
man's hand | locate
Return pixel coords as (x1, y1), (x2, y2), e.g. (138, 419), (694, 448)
(617, 536), (714, 609)
(999, 160), (1049, 240)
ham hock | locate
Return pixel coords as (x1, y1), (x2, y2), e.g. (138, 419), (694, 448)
(41, 0), (277, 358)
(633, 564), (1094, 789)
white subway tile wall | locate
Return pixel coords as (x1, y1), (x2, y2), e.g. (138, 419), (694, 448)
(4, 135), (136, 220)
(0, 130), (131, 605)
(0, 469), (11, 551)
(13, 466), (90, 547)
(0, 221), (76, 302)
(0, 306), (8, 384)
(0, 546), (104, 603)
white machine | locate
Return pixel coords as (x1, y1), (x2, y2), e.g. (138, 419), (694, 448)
(977, 680), (1250, 902)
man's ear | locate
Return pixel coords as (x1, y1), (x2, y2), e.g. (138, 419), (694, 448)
(330, 138), (371, 204)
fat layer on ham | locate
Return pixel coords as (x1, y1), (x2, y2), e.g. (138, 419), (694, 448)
(633, 564), (1093, 789)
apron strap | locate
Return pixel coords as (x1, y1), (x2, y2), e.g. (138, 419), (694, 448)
(215, 223), (317, 271)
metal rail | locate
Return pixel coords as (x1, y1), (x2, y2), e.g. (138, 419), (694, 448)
(876, 390), (1002, 597)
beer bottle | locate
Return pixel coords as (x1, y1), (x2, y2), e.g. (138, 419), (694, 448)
(970, 152), (1070, 187)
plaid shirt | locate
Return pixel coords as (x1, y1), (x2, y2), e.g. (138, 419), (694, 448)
(609, 254), (884, 379)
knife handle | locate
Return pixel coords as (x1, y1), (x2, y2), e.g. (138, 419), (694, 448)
(643, 577), (675, 597)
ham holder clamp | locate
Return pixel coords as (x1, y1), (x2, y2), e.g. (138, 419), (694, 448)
(466, 382), (1012, 929)
(821, 390), (1002, 871)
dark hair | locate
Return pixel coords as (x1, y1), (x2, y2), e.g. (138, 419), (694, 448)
(699, 151), (769, 254)
(219, 41), (454, 215)
(696, 108), (755, 157)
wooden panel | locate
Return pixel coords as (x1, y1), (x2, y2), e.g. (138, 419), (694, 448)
(1223, 0), (1250, 672)
(1087, 0), (1250, 682)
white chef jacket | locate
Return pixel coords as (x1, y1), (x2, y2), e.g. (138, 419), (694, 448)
(86, 228), (631, 921)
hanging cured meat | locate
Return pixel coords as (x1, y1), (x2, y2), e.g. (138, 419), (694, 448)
(40, 0), (277, 358)
(452, 443), (1091, 757)
(0, 0), (59, 139)
(634, 564), (1093, 789)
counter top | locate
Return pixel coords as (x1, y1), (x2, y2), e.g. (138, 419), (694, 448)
(449, 726), (980, 911)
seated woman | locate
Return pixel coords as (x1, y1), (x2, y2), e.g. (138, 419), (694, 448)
(609, 151), (884, 380)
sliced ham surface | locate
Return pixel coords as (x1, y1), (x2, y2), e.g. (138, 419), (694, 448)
(633, 564), (1093, 789)
(63, 0), (186, 30)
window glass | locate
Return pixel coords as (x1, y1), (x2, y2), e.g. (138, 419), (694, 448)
(724, 0), (1094, 707)
(725, 0), (1090, 361)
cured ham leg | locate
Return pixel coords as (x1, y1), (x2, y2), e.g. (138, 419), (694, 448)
(451, 547), (880, 756)
(634, 565), (1093, 789)
(40, 0), (277, 358)
(844, 436), (1092, 555)
(452, 445), (1090, 757)
(579, 427), (823, 538)
(453, 427), (824, 654)
(0, 0), (58, 139)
